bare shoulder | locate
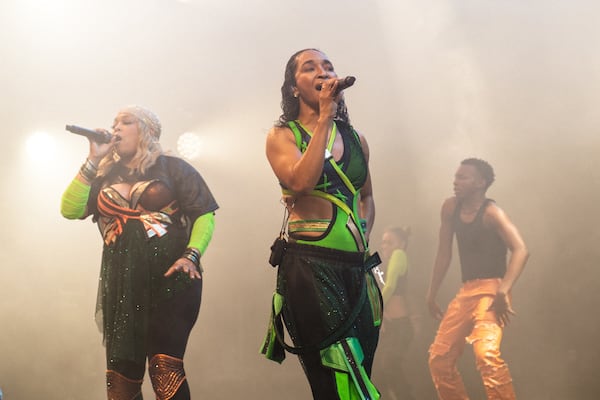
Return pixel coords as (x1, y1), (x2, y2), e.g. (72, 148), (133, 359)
(353, 127), (365, 137)
(483, 201), (512, 228)
(267, 125), (293, 141)
(441, 197), (458, 218)
(483, 200), (528, 250)
(353, 128), (368, 145)
(266, 125), (296, 152)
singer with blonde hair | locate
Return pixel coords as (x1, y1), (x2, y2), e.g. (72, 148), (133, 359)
(61, 105), (218, 400)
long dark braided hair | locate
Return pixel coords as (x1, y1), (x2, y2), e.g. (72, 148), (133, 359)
(276, 48), (351, 127)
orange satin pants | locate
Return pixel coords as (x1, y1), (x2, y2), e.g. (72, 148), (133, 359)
(428, 279), (516, 400)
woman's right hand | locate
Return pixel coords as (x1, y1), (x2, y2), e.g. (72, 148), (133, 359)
(87, 129), (117, 165)
(164, 257), (202, 280)
(318, 79), (342, 121)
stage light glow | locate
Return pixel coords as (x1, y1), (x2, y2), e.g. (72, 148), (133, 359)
(177, 132), (202, 160)
(25, 131), (57, 163)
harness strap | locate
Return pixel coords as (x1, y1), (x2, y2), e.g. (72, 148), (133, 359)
(268, 251), (380, 355)
(321, 337), (381, 400)
(287, 120), (368, 251)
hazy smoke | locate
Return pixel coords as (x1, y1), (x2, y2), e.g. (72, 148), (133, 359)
(1, 0), (598, 398)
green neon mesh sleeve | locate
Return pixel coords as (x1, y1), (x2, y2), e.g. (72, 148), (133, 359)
(381, 249), (408, 304)
(60, 178), (91, 219)
(187, 212), (215, 256)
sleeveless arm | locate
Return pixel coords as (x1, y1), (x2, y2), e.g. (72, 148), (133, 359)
(357, 130), (375, 239)
(426, 197), (456, 319)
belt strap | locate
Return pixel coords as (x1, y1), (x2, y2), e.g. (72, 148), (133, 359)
(271, 252), (381, 355)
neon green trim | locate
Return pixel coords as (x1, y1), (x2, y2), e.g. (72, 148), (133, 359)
(296, 213), (357, 251)
(284, 205), (359, 252)
(297, 189), (367, 250)
(320, 338), (380, 400)
(334, 372), (353, 399)
(291, 120), (355, 197)
(281, 189), (366, 252)
(366, 274), (382, 327)
(327, 152), (356, 195)
(60, 178), (90, 219)
(285, 120), (367, 252)
(321, 340), (363, 371)
(288, 219), (330, 233)
(288, 120), (337, 154)
(288, 120), (303, 149)
(260, 292), (286, 363)
(187, 212), (215, 255)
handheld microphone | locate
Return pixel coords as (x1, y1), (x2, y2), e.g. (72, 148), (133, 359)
(66, 125), (114, 144)
(316, 76), (356, 94)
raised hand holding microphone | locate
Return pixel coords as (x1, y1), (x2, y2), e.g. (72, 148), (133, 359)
(316, 76), (356, 121)
(317, 76), (356, 95)
(65, 124), (120, 182)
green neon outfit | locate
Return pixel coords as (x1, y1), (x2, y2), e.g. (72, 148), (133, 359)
(261, 121), (382, 400)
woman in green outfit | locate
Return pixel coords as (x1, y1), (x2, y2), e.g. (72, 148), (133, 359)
(262, 48), (382, 400)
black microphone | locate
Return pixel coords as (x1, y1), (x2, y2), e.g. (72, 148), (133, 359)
(316, 76), (356, 94)
(66, 125), (114, 144)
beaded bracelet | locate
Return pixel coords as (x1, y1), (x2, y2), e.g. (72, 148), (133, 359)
(79, 158), (98, 182)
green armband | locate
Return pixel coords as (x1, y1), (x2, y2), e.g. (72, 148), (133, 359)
(187, 212), (215, 256)
(60, 178), (91, 219)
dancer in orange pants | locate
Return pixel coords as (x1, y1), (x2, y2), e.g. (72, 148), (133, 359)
(426, 158), (529, 399)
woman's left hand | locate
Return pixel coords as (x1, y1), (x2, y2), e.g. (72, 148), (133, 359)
(164, 257), (202, 280)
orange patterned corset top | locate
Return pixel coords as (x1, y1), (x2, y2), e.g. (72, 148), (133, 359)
(97, 179), (180, 245)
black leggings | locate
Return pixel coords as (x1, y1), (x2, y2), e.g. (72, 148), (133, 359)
(108, 279), (202, 399)
(374, 317), (415, 399)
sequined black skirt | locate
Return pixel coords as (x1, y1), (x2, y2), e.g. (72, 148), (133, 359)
(96, 219), (196, 365)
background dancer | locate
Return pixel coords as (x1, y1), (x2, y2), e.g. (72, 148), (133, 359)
(426, 158), (529, 399)
(373, 226), (419, 400)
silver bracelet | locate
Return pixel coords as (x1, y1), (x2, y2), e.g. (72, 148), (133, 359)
(79, 158), (98, 182)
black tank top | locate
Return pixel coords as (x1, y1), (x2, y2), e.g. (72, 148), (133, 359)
(454, 199), (507, 282)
